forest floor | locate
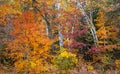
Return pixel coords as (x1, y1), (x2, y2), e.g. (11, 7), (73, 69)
(1, 70), (119, 74)
(0, 66), (120, 74)
(0, 63), (120, 74)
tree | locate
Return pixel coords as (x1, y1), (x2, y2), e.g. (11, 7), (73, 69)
(6, 10), (52, 73)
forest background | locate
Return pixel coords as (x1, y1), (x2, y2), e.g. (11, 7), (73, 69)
(0, 0), (120, 74)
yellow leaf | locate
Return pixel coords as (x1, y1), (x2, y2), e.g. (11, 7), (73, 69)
(87, 66), (94, 71)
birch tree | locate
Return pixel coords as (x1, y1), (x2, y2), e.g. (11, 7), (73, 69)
(75, 0), (98, 47)
(56, 0), (63, 48)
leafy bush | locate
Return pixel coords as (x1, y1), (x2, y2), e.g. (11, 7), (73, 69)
(52, 48), (78, 72)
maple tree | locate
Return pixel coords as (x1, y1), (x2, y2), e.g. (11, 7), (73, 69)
(6, 10), (52, 73)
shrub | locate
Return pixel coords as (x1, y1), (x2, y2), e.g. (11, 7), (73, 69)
(52, 48), (78, 72)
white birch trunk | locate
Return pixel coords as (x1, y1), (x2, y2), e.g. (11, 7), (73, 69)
(76, 1), (98, 47)
(56, 0), (63, 48)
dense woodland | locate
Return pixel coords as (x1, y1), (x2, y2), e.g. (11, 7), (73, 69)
(0, 0), (120, 74)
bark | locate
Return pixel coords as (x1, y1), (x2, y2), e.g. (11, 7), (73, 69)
(76, 1), (98, 47)
(56, 0), (63, 48)
(58, 24), (63, 47)
(44, 16), (53, 39)
(32, 1), (53, 40)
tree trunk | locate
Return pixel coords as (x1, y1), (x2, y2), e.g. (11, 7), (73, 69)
(56, 0), (63, 48)
(76, 1), (98, 47)
(44, 17), (53, 39)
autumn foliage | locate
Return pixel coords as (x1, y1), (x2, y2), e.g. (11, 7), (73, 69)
(0, 0), (120, 74)
(5, 10), (52, 73)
